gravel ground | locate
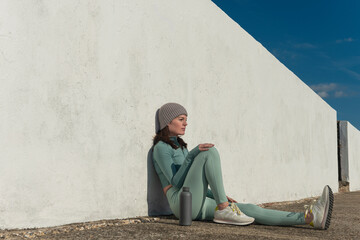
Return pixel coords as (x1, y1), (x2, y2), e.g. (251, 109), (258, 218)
(1, 191), (360, 239)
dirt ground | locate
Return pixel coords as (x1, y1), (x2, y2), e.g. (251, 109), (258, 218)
(1, 191), (360, 239)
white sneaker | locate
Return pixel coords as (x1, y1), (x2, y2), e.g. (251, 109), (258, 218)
(213, 203), (255, 226)
(304, 185), (334, 230)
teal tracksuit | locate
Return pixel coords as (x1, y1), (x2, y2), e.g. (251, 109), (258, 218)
(153, 137), (305, 225)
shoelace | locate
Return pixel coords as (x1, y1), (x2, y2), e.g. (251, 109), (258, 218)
(230, 202), (243, 215)
(304, 200), (316, 217)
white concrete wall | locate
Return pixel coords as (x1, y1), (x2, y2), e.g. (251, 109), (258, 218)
(347, 122), (360, 191)
(0, 0), (338, 229)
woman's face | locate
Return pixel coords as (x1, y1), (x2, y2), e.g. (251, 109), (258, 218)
(168, 114), (188, 136)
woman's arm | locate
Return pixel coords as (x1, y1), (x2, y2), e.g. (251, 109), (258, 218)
(153, 143), (200, 189)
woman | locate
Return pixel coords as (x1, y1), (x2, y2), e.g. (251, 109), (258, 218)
(152, 102), (333, 229)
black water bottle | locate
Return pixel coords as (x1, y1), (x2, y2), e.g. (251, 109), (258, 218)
(179, 186), (192, 226)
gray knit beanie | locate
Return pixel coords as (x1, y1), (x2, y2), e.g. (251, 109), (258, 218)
(155, 103), (187, 133)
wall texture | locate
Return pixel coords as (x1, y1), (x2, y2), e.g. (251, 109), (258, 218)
(339, 121), (360, 191)
(0, 0), (338, 229)
(348, 122), (360, 191)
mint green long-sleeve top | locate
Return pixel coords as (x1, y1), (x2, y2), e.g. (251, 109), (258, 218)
(152, 136), (214, 198)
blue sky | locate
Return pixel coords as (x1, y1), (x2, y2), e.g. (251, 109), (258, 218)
(212, 0), (360, 130)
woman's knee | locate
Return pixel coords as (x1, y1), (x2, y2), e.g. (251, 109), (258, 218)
(199, 147), (219, 159)
(208, 146), (219, 154)
(193, 147), (221, 167)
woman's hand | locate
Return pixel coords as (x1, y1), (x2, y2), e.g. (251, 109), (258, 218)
(198, 143), (214, 151)
(227, 196), (237, 203)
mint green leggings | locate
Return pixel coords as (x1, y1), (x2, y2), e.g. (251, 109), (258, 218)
(166, 147), (305, 225)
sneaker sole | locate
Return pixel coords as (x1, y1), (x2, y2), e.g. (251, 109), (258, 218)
(321, 185), (334, 230)
(323, 185), (334, 230)
(213, 218), (254, 226)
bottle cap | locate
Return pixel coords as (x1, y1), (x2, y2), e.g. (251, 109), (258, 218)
(183, 187), (189, 192)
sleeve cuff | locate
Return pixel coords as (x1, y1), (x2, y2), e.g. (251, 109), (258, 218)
(187, 145), (201, 160)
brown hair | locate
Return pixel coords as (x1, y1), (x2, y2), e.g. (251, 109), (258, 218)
(153, 126), (187, 150)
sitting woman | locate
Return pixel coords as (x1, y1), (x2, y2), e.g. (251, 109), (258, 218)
(152, 102), (333, 229)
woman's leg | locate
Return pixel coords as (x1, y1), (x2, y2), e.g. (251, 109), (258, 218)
(170, 146), (305, 225)
(189, 147), (228, 205)
(168, 147), (228, 219)
(197, 198), (305, 225)
(236, 203), (305, 225)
